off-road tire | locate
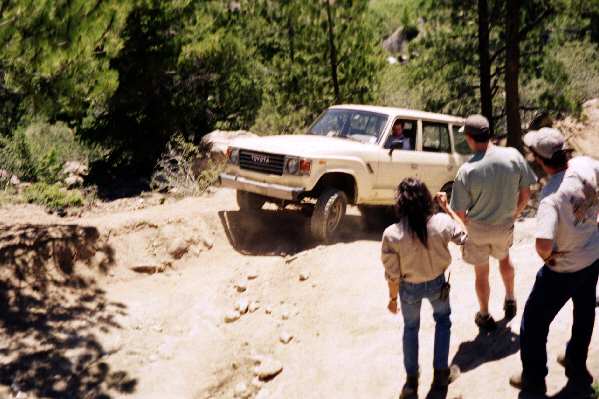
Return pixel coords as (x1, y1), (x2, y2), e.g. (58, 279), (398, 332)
(310, 188), (347, 242)
(237, 190), (266, 211)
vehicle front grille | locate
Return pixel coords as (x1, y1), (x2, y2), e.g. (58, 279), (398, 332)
(239, 150), (285, 175)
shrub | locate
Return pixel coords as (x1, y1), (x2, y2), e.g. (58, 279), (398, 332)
(150, 134), (223, 196)
(22, 182), (84, 209)
(0, 130), (36, 181)
(0, 121), (101, 184)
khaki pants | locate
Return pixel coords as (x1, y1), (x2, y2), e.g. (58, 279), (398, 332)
(462, 221), (514, 265)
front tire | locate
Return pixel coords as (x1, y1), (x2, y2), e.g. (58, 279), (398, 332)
(310, 188), (347, 242)
(237, 190), (266, 211)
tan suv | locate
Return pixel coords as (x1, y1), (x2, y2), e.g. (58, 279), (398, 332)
(220, 105), (469, 241)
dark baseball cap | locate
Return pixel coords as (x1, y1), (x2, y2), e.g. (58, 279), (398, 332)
(458, 114), (490, 138)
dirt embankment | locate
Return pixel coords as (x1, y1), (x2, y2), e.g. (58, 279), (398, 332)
(1, 189), (598, 399)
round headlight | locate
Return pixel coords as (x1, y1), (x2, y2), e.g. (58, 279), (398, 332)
(286, 158), (299, 174)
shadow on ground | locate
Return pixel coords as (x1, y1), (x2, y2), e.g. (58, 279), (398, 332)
(518, 384), (598, 399)
(219, 209), (382, 256)
(451, 319), (520, 374)
(0, 224), (137, 398)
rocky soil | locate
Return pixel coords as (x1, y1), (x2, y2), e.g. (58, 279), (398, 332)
(1, 187), (598, 399)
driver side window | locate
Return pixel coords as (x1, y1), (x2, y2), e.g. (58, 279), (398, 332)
(384, 119), (416, 150)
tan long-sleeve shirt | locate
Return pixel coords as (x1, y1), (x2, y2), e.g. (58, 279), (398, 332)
(381, 213), (467, 284)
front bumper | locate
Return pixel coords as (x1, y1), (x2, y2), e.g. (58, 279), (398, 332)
(219, 173), (305, 201)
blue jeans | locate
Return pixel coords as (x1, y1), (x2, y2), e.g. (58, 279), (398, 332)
(520, 259), (599, 386)
(399, 274), (451, 376)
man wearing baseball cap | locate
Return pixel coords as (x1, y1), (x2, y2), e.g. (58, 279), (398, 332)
(510, 128), (599, 396)
(449, 115), (537, 331)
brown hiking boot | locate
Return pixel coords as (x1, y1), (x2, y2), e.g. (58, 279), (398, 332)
(399, 374), (419, 399)
(475, 312), (497, 331)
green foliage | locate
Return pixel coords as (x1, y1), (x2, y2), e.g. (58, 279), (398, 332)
(377, 64), (424, 109)
(247, 0), (384, 135)
(0, 130), (36, 180)
(0, 122), (96, 183)
(22, 182), (84, 209)
(369, 0), (420, 39)
(150, 134), (223, 196)
(0, 0), (132, 122)
(522, 39), (599, 115)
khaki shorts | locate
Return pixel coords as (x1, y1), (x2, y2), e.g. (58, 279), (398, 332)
(462, 221), (514, 265)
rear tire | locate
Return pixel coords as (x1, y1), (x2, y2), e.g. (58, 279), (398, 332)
(310, 188), (347, 242)
(237, 190), (266, 211)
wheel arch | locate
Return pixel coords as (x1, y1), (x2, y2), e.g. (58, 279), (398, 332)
(309, 172), (358, 204)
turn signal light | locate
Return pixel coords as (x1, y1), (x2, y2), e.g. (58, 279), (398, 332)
(299, 159), (311, 175)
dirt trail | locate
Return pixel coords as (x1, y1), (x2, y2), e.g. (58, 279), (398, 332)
(1, 188), (597, 399)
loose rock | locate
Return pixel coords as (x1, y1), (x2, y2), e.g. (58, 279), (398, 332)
(248, 301), (260, 313)
(167, 237), (190, 259)
(235, 281), (247, 293)
(299, 272), (310, 281)
(224, 310), (241, 323)
(265, 306), (273, 314)
(281, 310), (290, 320)
(235, 298), (249, 314)
(247, 271), (258, 280)
(254, 357), (283, 380)
(279, 331), (293, 344)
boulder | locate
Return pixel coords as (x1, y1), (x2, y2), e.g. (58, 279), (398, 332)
(62, 161), (88, 177)
(201, 130), (257, 159)
(9, 175), (20, 186)
(65, 175), (84, 188)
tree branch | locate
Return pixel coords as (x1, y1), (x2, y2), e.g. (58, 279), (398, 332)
(489, 7), (554, 64)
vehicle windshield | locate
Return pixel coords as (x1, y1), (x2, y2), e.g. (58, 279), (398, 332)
(307, 109), (389, 144)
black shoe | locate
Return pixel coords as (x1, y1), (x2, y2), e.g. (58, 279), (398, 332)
(509, 373), (547, 395)
(475, 312), (497, 331)
(399, 374), (419, 399)
(504, 299), (517, 319)
(431, 365), (460, 390)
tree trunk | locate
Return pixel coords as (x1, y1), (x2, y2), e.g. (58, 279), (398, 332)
(477, 0), (494, 136)
(505, 0), (522, 150)
(325, 0), (340, 103)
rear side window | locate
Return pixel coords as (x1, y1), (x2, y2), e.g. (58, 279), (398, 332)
(453, 125), (472, 155)
(422, 122), (451, 153)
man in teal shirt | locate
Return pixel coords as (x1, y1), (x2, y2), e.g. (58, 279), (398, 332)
(450, 115), (537, 330)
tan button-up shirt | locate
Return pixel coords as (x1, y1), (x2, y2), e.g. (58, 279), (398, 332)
(381, 213), (467, 284)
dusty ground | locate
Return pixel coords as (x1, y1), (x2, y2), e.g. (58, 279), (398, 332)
(0, 188), (598, 399)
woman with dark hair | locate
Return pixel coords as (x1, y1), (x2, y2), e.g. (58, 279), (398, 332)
(381, 177), (466, 398)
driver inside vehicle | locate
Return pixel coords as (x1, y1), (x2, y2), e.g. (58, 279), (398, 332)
(386, 119), (413, 150)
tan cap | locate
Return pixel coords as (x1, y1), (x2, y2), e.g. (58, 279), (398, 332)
(460, 114), (490, 138)
(523, 127), (567, 159)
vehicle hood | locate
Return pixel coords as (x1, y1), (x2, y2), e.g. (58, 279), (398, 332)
(229, 134), (377, 157)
